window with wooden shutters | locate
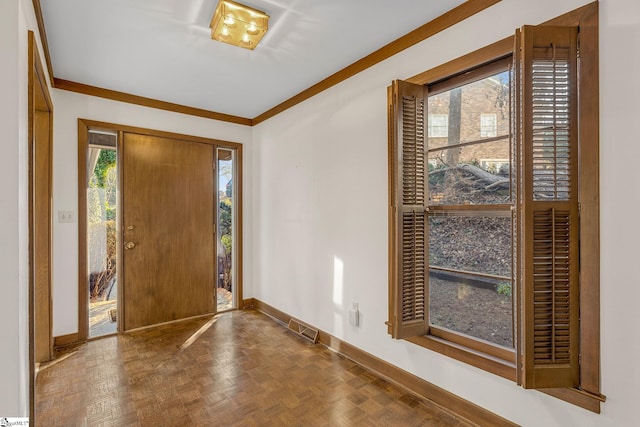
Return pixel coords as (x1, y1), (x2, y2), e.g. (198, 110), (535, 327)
(387, 2), (601, 411)
(390, 60), (515, 360)
(388, 80), (429, 339)
(518, 25), (580, 389)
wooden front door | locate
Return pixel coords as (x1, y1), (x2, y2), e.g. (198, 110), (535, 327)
(122, 133), (215, 330)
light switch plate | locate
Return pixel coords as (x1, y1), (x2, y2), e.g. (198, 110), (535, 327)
(58, 210), (75, 223)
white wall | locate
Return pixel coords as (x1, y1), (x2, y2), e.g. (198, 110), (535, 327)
(0, 0), (24, 416)
(51, 90), (253, 336)
(251, 0), (640, 425)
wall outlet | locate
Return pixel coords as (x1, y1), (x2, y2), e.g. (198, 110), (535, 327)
(58, 210), (75, 223)
(349, 302), (360, 327)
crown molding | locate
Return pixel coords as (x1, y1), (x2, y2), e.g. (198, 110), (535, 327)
(33, 0), (501, 127)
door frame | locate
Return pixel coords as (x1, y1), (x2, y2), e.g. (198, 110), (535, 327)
(28, 30), (54, 421)
(77, 119), (243, 339)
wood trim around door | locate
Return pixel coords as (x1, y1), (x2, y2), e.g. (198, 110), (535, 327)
(77, 120), (89, 342)
(28, 29), (54, 423)
(77, 119), (244, 339)
(234, 146), (244, 308)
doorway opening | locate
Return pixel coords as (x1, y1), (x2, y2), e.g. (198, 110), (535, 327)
(87, 130), (118, 337)
(217, 148), (237, 311)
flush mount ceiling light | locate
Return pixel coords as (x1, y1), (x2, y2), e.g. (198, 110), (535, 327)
(210, 0), (269, 50)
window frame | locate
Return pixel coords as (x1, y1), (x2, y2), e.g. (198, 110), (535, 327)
(425, 58), (515, 359)
(389, 2), (602, 412)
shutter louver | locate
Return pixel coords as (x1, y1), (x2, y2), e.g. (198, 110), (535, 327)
(531, 45), (572, 201)
(532, 207), (572, 364)
(402, 211), (426, 324)
(401, 93), (425, 206)
(518, 25), (580, 389)
(388, 80), (429, 339)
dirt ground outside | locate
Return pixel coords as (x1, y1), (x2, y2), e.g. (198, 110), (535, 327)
(429, 276), (513, 348)
(428, 204), (514, 349)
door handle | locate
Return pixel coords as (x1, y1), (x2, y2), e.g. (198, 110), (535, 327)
(124, 241), (136, 250)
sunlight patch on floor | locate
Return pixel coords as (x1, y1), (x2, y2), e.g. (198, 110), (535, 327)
(179, 315), (219, 351)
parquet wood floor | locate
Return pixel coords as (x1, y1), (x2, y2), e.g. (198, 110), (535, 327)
(36, 310), (474, 426)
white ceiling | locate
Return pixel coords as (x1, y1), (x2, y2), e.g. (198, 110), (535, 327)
(41, 0), (466, 119)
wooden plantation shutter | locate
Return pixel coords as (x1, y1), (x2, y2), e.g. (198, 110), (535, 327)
(517, 25), (580, 389)
(387, 80), (429, 339)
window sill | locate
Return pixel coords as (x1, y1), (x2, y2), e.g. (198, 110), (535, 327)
(543, 388), (605, 414)
(406, 334), (516, 381)
(406, 334), (605, 413)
